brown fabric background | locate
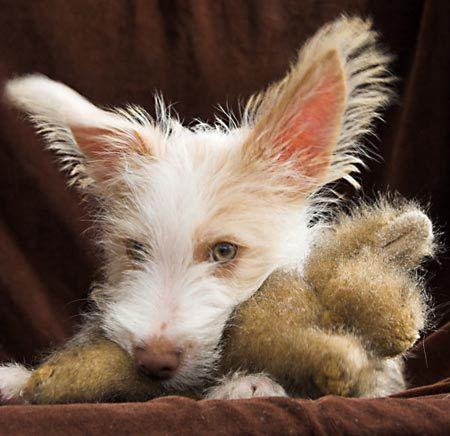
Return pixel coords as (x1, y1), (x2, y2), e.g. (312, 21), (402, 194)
(0, 0), (449, 434)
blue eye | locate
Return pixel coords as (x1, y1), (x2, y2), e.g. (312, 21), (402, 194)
(210, 242), (238, 262)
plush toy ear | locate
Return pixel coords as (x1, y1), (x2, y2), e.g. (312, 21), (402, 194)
(4, 75), (154, 188)
(243, 16), (393, 195)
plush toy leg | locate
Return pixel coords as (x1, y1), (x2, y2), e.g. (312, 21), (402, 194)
(308, 254), (426, 357)
(220, 270), (399, 398)
(305, 201), (432, 357)
(21, 338), (163, 404)
(220, 322), (382, 398)
(298, 331), (405, 397)
(292, 329), (378, 397)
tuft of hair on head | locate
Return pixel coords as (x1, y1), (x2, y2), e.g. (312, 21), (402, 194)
(241, 16), (394, 199)
(4, 16), (393, 204)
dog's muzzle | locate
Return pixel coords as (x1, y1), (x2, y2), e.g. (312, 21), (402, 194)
(134, 337), (183, 380)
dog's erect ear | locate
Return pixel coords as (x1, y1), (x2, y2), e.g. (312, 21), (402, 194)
(244, 49), (346, 188)
(4, 75), (154, 189)
(243, 16), (393, 195)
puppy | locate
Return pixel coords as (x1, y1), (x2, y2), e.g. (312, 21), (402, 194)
(0, 16), (393, 401)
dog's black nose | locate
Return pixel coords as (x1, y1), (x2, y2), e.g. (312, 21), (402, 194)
(135, 339), (182, 380)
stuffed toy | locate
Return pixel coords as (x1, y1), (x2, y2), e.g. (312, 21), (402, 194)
(19, 197), (434, 404)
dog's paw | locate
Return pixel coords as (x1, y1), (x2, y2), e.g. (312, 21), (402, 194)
(0, 363), (32, 404)
(205, 373), (287, 400)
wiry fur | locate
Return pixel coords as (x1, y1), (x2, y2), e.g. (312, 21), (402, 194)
(220, 199), (433, 398)
(21, 338), (168, 404)
(1, 16), (402, 402)
(243, 16), (393, 189)
(16, 198), (432, 404)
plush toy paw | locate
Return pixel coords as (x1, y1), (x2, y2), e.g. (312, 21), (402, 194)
(308, 197), (435, 268)
(313, 350), (367, 397)
(20, 339), (162, 404)
(305, 199), (433, 357)
(290, 331), (370, 397)
(373, 208), (434, 268)
(205, 373), (287, 400)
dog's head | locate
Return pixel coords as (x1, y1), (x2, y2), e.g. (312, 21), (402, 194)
(4, 17), (392, 389)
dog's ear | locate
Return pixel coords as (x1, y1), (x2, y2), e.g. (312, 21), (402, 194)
(243, 16), (393, 195)
(4, 75), (155, 189)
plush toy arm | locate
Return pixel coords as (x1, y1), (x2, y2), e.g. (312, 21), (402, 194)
(310, 198), (435, 268)
(21, 338), (163, 404)
(221, 292), (404, 399)
(305, 199), (433, 357)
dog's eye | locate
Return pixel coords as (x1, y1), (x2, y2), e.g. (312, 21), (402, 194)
(210, 242), (238, 263)
(126, 239), (150, 262)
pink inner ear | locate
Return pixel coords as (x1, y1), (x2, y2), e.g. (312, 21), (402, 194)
(71, 125), (151, 180)
(277, 53), (346, 179)
(70, 126), (121, 180)
(71, 126), (115, 158)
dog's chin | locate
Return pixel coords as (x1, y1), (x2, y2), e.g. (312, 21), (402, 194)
(163, 353), (221, 392)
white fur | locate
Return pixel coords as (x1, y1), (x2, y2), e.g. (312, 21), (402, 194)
(92, 127), (314, 390)
(369, 358), (407, 398)
(205, 373), (287, 400)
(0, 363), (31, 401)
(5, 77), (316, 392)
(2, 16), (395, 400)
(6, 75), (103, 126)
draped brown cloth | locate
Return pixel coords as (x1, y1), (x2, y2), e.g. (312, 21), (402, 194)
(0, 0), (449, 434)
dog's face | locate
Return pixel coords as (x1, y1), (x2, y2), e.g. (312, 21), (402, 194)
(92, 124), (319, 389)
(5, 17), (391, 389)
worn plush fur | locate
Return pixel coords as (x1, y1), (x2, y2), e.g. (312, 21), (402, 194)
(1, 16), (401, 402)
(216, 197), (433, 399)
(17, 198), (433, 404)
